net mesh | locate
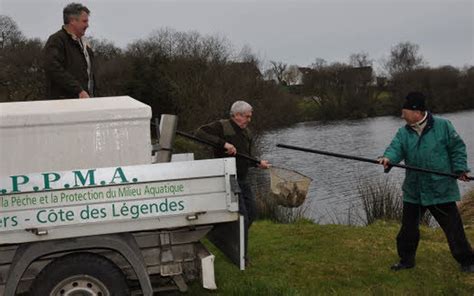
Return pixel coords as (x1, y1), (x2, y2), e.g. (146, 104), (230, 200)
(269, 167), (312, 208)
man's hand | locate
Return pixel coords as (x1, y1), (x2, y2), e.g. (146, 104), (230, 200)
(79, 90), (90, 99)
(224, 142), (237, 155)
(458, 172), (471, 182)
(378, 157), (391, 169)
(258, 160), (271, 169)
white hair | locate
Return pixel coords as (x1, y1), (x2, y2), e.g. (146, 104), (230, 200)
(230, 100), (253, 116)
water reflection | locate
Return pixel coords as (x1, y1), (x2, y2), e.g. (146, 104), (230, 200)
(257, 110), (474, 224)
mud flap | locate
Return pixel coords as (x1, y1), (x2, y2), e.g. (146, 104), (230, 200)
(207, 215), (245, 270)
(201, 254), (217, 289)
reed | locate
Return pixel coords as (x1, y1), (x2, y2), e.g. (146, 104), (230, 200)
(358, 178), (431, 225)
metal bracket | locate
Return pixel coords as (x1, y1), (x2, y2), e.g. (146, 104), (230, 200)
(25, 228), (48, 236)
(186, 211), (206, 221)
(229, 174), (241, 194)
(159, 232), (173, 263)
(159, 232), (184, 278)
(229, 174), (240, 203)
(172, 274), (188, 292)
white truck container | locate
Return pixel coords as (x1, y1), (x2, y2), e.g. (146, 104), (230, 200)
(0, 97), (244, 295)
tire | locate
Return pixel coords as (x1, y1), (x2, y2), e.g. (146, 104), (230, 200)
(29, 252), (130, 296)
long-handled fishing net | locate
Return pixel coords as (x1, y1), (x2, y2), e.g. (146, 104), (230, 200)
(269, 167), (312, 207)
(176, 131), (312, 208)
(276, 143), (474, 181)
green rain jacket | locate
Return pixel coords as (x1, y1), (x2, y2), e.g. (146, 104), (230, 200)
(383, 113), (470, 205)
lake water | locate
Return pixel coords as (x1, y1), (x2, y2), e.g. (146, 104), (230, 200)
(257, 110), (474, 224)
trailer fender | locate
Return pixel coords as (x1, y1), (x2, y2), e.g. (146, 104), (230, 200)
(4, 233), (153, 296)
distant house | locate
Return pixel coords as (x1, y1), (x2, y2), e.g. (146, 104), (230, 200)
(283, 65), (313, 86)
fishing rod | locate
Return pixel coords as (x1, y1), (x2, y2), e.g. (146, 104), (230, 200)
(276, 143), (474, 181)
(176, 130), (261, 164)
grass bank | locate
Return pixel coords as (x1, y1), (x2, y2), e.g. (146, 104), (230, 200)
(460, 189), (474, 226)
(185, 220), (474, 295)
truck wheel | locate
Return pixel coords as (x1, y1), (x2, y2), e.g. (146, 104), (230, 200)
(29, 252), (130, 296)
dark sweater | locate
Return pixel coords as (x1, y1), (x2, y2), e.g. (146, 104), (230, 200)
(196, 119), (256, 180)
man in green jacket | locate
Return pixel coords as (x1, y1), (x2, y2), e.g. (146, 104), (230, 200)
(379, 92), (474, 272)
(196, 101), (270, 263)
(43, 3), (97, 99)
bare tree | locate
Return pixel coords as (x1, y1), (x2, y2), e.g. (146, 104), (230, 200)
(88, 37), (122, 60)
(238, 44), (259, 65)
(0, 15), (39, 102)
(0, 38), (45, 101)
(349, 52), (373, 68)
(263, 68), (275, 81)
(0, 15), (24, 49)
(310, 58), (327, 70)
(269, 60), (287, 85)
(385, 41), (426, 76)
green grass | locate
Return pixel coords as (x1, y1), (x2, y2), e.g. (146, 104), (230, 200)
(185, 220), (474, 295)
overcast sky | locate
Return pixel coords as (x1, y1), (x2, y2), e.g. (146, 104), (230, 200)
(1, 0), (473, 71)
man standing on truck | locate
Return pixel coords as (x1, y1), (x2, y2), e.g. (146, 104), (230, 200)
(196, 100), (270, 264)
(43, 3), (97, 99)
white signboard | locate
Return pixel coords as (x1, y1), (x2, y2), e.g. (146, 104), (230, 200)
(0, 159), (238, 234)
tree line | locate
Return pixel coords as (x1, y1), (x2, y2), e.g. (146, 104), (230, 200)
(1, 15), (473, 130)
(0, 15), (299, 132)
(268, 42), (474, 120)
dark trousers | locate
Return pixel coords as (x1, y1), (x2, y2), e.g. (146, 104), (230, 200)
(238, 179), (256, 258)
(397, 201), (474, 266)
